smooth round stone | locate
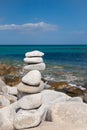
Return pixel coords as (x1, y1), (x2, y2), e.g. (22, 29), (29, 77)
(14, 105), (47, 129)
(24, 57), (43, 64)
(17, 81), (44, 94)
(24, 63), (46, 71)
(25, 50), (44, 57)
(22, 70), (41, 86)
(18, 93), (42, 110)
(14, 109), (40, 129)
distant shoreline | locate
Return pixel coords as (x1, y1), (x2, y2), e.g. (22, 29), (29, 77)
(0, 44), (87, 46)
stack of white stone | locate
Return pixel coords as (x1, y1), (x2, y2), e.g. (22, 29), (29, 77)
(23, 50), (46, 72)
(17, 50), (46, 97)
(13, 50), (47, 129)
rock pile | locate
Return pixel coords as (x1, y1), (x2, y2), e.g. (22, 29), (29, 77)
(23, 50), (46, 73)
(14, 50), (47, 129)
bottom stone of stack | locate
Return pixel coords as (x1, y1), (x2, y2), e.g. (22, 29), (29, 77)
(14, 105), (47, 130)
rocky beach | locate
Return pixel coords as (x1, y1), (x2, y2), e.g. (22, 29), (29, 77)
(0, 50), (87, 130)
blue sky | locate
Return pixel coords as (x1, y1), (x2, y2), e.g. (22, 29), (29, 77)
(0, 0), (87, 45)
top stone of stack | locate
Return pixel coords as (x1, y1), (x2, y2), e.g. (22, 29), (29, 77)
(25, 50), (44, 57)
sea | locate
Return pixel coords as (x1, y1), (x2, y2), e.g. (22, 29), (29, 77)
(0, 45), (87, 86)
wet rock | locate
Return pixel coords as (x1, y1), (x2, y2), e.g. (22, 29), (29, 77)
(48, 81), (69, 91)
(0, 64), (19, 76)
(3, 74), (21, 86)
(66, 87), (83, 97)
(82, 82), (87, 89)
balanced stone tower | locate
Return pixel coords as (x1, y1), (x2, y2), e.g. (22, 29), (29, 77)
(14, 50), (47, 129)
(17, 50), (46, 97)
(23, 50), (46, 72)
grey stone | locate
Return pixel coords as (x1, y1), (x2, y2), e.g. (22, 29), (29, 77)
(18, 93), (42, 110)
(49, 102), (87, 125)
(23, 63), (46, 71)
(0, 101), (19, 130)
(24, 57), (43, 64)
(0, 95), (10, 107)
(67, 97), (83, 102)
(14, 109), (40, 129)
(41, 90), (70, 106)
(5, 94), (17, 103)
(14, 105), (47, 129)
(17, 81), (44, 94)
(6, 86), (18, 96)
(0, 79), (7, 93)
(22, 70), (41, 86)
(25, 50), (44, 57)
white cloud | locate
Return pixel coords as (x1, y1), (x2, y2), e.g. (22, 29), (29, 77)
(0, 22), (57, 32)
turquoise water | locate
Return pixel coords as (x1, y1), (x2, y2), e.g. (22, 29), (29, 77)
(0, 45), (87, 85)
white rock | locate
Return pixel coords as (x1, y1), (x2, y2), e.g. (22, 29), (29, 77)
(0, 95), (10, 107)
(25, 50), (44, 57)
(18, 93), (42, 110)
(24, 63), (46, 71)
(22, 70), (41, 86)
(6, 86), (18, 96)
(41, 90), (70, 106)
(24, 57), (43, 64)
(14, 109), (40, 129)
(5, 94), (17, 103)
(0, 79), (7, 93)
(14, 105), (47, 129)
(17, 81), (44, 98)
(20, 122), (87, 130)
(17, 81), (44, 94)
(0, 101), (19, 130)
(67, 97), (83, 102)
(49, 102), (87, 125)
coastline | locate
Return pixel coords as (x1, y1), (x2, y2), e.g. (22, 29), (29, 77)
(0, 49), (87, 130)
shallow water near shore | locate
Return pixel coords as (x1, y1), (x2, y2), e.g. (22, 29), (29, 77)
(0, 45), (87, 86)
